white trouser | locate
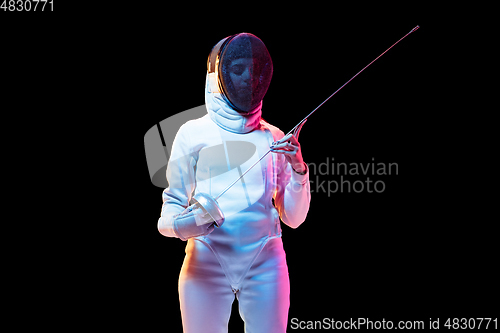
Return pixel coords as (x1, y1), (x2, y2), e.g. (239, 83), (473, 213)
(179, 237), (290, 333)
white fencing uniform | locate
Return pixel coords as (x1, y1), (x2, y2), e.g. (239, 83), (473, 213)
(158, 86), (311, 332)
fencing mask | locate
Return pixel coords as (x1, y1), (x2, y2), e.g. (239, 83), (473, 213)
(207, 33), (273, 113)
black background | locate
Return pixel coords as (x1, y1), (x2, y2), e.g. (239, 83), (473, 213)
(2, 3), (496, 331)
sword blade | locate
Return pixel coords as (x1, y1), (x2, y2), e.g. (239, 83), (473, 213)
(215, 25), (420, 201)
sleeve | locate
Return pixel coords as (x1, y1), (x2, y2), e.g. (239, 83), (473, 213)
(157, 124), (198, 238)
(273, 152), (311, 229)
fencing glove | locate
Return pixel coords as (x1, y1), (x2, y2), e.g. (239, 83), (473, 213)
(173, 193), (225, 241)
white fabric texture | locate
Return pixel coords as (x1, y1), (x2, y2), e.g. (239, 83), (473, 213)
(172, 205), (215, 241)
(157, 77), (311, 333)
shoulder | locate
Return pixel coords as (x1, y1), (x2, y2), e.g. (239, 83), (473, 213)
(260, 119), (284, 141)
(172, 114), (213, 151)
(177, 114), (221, 152)
(182, 113), (211, 129)
(178, 114), (213, 135)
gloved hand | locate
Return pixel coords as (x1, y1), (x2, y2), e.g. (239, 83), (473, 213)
(173, 203), (216, 241)
(271, 119), (307, 174)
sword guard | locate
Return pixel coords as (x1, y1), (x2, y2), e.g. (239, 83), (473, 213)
(191, 193), (225, 227)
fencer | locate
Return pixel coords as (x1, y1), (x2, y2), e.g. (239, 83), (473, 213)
(157, 33), (311, 333)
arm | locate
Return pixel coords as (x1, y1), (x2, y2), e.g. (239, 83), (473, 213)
(157, 124), (197, 238)
(271, 133), (311, 228)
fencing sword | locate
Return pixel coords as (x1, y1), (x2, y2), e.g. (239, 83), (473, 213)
(212, 25), (420, 202)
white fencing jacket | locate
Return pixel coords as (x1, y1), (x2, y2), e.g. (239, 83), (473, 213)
(158, 82), (311, 290)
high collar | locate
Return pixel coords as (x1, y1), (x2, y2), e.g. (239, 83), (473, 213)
(205, 76), (262, 134)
